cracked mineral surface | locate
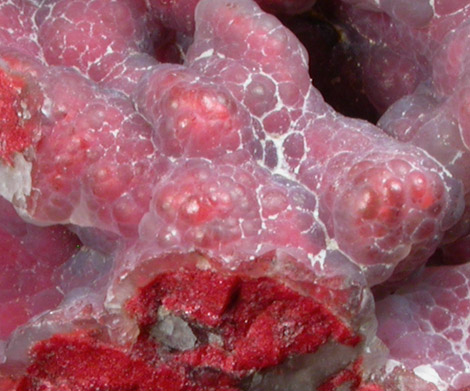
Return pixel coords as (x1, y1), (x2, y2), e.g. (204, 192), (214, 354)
(1, 0), (470, 390)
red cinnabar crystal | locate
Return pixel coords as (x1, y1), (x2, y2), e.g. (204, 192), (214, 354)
(16, 266), (361, 391)
(17, 333), (185, 391)
(0, 69), (31, 163)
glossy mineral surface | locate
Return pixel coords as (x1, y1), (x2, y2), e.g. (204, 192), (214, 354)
(1, 0), (470, 391)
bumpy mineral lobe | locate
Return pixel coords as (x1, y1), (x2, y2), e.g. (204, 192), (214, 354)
(371, 5), (470, 250)
(184, 0), (462, 285)
(0, 0), (469, 390)
(342, 0), (434, 27)
(6, 0), (454, 287)
(332, 0), (470, 115)
(330, 0), (470, 389)
(0, 1), (40, 58)
(376, 264), (470, 391)
(0, 196), (80, 340)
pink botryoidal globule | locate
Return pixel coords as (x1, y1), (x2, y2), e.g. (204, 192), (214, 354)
(1, 0), (470, 391)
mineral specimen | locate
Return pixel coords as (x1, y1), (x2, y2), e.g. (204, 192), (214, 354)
(0, 0), (469, 390)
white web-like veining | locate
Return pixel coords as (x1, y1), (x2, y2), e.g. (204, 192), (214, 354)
(0, 1), (469, 389)
(377, 265), (470, 390)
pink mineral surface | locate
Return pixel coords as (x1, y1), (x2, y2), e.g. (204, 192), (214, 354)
(1, 0), (470, 391)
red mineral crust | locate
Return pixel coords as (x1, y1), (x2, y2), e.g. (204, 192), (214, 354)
(16, 333), (184, 391)
(0, 0), (469, 391)
(127, 267), (359, 382)
(0, 55), (43, 165)
(0, 69), (30, 163)
(9, 254), (366, 391)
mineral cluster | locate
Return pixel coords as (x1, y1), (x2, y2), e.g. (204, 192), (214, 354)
(0, 0), (469, 390)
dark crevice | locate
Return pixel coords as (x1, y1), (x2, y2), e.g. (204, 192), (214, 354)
(278, 1), (380, 123)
